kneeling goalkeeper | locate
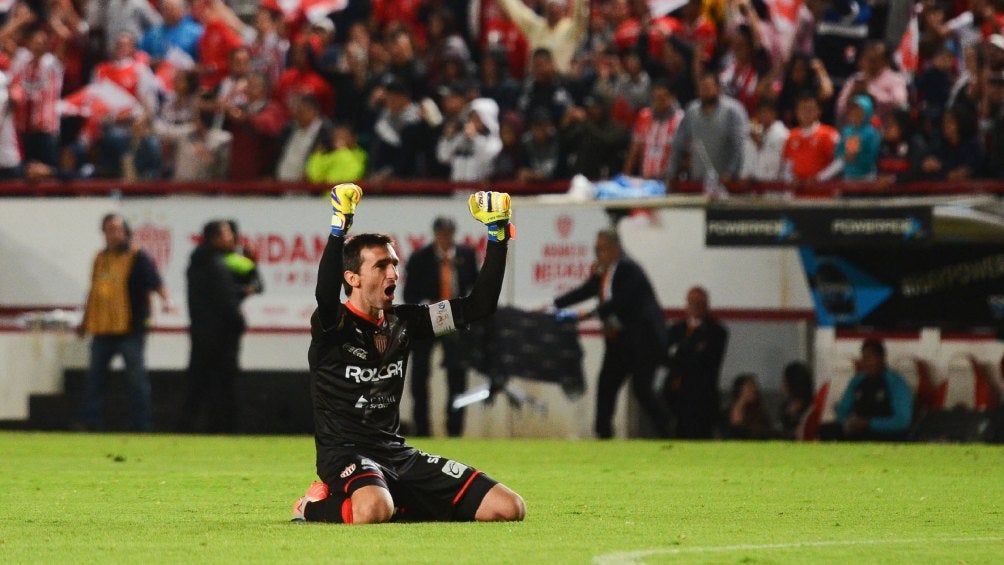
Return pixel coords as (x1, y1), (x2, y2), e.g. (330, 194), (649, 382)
(292, 183), (526, 524)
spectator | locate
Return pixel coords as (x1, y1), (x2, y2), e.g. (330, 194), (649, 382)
(381, 28), (429, 101)
(558, 94), (629, 180)
(835, 40), (909, 124)
(826, 94), (881, 180)
(919, 104), (982, 181)
(92, 31), (159, 114)
(276, 94), (331, 181)
(552, 228), (674, 439)
(821, 338), (914, 441)
(137, 0), (203, 63)
(740, 96), (789, 181)
(876, 108), (928, 185)
(179, 220), (245, 434)
(726, 373), (774, 439)
(0, 69), (19, 178)
(211, 46), (253, 126)
(423, 7), (473, 88)
(403, 216), (480, 437)
(492, 112), (525, 180)
(119, 114), (162, 180)
(718, 23), (771, 116)
(222, 72), (285, 181)
(478, 47), (520, 115)
(172, 110), (232, 180)
(913, 46), (956, 136)
(9, 27), (62, 169)
(194, 0), (245, 92)
(367, 78), (427, 179)
(85, 0), (162, 57)
(665, 286), (729, 439)
(809, 0), (871, 90)
(247, 6), (288, 87)
(983, 72), (1004, 179)
(775, 54), (834, 128)
(778, 360), (814, 439)
(782, 94), (840, 183)
(76, 213), (173, 432)
(518, 108), (559, 182)
(155, 69), (200, 177)
(436, 97), (503, 181)
(275, 39), (335, 117)
(667, 72), (749, 185)
(496, 0), (589, 74)
(516, 48), (575, 126)
(593, 49), (650, 128)
(623, 79), (683, 180)
(307, 123), (367, 184)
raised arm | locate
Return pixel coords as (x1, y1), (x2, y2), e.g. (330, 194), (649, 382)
(453, 191), (514, 326)
(314, 183), (362, 326)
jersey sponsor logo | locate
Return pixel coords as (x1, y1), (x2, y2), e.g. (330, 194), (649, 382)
(354, 394), (396, 410)
(442, 459), (468, 479)
(342, 344), (368, 360)
(339, 463), (356, 479)
(344, 360), (404, 383)
(429, 300), (456, 336)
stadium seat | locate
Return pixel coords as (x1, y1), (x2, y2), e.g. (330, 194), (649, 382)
(798, 357), (857, 440)
(934, 354), (1001, 411)
(892, 356), (939, 413)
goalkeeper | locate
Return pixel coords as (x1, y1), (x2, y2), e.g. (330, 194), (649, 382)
(292, 184), (526, 524)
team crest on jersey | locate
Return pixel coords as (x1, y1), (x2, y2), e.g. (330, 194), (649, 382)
(339, 463), (356, 479)
(374, 333), (388, 353)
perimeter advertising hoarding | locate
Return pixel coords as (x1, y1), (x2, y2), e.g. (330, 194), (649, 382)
(703, 204), (1001, 330)
(802, 245), (1004, 331)
(705, 206), (932, 247)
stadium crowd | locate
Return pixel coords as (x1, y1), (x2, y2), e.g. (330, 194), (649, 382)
(2, 0), (1004, 187)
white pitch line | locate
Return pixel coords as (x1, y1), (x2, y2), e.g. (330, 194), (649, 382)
(593, 536), (1004, 564)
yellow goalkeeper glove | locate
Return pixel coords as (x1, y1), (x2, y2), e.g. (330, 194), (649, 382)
(468, 190), (515, 242)
(330, 183), (362, 236)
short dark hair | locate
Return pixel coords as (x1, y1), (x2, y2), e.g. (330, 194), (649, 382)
(596, 227), (621, 247)
(101, 213), (131, 241)
(202, 219), (227, 243)
(342, 233), (394, 295)
(861, 337), (886, 358)
(432, 216), (456, 233)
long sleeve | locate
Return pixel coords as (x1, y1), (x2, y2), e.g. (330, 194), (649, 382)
(314, 234), (345, 329)
(835, 374), (862, 425)
(496, 0), (542, 36)
(869, 371), (914, 434)
(453, 240), (508, 325)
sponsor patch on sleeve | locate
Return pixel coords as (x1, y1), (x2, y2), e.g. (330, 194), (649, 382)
(428, 300), (457, 336)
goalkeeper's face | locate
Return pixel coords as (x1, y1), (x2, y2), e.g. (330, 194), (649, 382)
(351, 244), (400, 313)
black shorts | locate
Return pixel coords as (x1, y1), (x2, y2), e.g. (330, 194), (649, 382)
(323, 449), (498, 522)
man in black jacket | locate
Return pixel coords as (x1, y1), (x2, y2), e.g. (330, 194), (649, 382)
(403, 216), (479, 436)
(552, 228), (672, 439)
(179, 220), (246, 433)
(665, 286), (728, 438)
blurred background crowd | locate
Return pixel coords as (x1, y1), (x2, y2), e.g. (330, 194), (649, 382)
(2, 0), (1004, 187)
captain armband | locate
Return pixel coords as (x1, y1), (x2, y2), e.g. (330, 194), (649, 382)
(428, 300), (457, 337)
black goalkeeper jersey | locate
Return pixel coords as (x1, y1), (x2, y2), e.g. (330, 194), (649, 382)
(308, 234), (508, 481)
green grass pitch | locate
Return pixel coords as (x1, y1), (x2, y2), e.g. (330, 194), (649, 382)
(1, 432), (1002, 563)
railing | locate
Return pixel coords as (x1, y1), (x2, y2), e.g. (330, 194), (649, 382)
(1, 178), (1003, 197)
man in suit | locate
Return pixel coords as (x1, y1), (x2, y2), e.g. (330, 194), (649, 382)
(403, 217), (479, 436)
(665, 286), (729, 438)
(552, 228), (672, 438)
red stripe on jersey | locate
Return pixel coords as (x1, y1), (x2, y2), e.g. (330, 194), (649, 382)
(452, 470), (482, 505)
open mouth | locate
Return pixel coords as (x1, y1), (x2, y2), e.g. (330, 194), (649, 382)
(384, 284), (396, 298)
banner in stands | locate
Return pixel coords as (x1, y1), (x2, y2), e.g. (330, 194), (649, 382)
(801, 244), (1004, 331)
(705, 206), (932, 247)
